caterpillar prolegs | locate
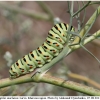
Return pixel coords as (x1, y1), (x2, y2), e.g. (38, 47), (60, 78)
(9, 23), (75, 79)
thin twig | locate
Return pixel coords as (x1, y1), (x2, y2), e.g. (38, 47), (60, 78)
(72, 6), (100, 44)
(67, 72), (100, 89)
(0, 2), (50, 21)
(72, 1), (91, 17)
(37, 1), (54, 23)
(89, 2), (100, 5)
(81, 1), (86, 27)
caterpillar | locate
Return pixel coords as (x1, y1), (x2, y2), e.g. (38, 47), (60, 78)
(9, 23), (75, 79)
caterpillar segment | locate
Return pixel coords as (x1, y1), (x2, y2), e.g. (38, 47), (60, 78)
(51, 26), (67, 42)
(29, 50), (45, 67)
(36, 46), (53, 62)
(60, 23), (68, 31)
(48, 32), (65, 44)
(23, 55), (37, 72)
(46, 37), (63, 50)
(9, 23), (75, 79)
(42, 42), (59, 56)
(9, 66), (17, 77)
(17, 59), (27, 74)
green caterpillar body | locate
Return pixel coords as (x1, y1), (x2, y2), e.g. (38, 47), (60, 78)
(9, 23), (75, 79)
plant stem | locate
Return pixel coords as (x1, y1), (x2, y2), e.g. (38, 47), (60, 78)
(72, 6), (100, 44)
(1, 71), (100, 96)
(89, 2), (100, 5)
(41, 74), (100, 96)
(72, 1), (91, 17)
(37, 1), (54, 23)
(67, 72), (100, 89)
(0, 2), (50, 21)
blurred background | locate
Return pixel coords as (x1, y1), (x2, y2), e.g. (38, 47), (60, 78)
(0, 1), (100, 96)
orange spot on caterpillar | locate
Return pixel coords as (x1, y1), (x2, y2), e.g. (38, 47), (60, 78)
(62, 34), (65, 37)
(21, 70), (24, 72)
(37, 47), (39, 50)
(56, 44), (59, 47)
(30, 66), (33, 69)
(30, 51), (32, 54)
(38, 62), (41, 64)
(58, 28), (60, 30)
(46, 57), (50, 60)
